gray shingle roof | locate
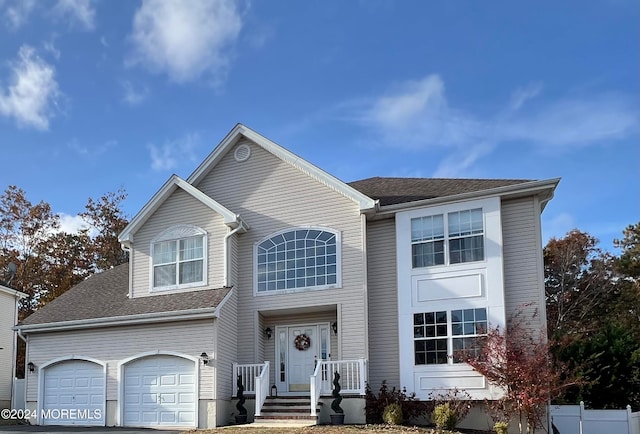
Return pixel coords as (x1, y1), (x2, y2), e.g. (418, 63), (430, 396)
(20, 263), (230, 326)
(348, 177), (532, 206)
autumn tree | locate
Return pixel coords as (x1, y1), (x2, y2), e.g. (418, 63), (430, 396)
(547, 224), (640, 411)
(544, 230), (615, 335)
(460, 311), (573, 434)
(80, 188), (129, 272)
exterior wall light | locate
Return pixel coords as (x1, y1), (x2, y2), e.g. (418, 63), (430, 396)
(265, 327), (272, 339)
(27, 362), (35, 373)
(332, 322), (338, 335)
(200, 352), (209, 365)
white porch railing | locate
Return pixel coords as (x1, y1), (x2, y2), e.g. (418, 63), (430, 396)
(254, 361), (270, 417)
(232, 362), (267, 396)
(310, 360), (323, 416)
(318, 359), (367, 395)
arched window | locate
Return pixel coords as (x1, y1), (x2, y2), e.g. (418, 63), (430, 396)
(256, 228), (340, 293)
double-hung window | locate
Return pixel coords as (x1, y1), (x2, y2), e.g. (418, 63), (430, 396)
(152, 226), (206, 290)
(413, 308), (487, 365)
(412, 208), (484, 268)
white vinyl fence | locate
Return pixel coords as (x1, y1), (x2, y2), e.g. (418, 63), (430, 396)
(11, 378), (25, 410)
(549, 402), (640, 434)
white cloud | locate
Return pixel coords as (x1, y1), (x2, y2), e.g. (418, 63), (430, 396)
(359, 74), (488, 150)
(509, 82), (543, 111)
(354, 75), (638, 175)
(542, 212), (576, 243)
(129, 0), (243, 83)
(500, 95), (638, 148)
(148, 133), (201, 171)
(58, 213), (90, 234)
(43, 36), (61, 60)
(68, 138), (117, 157)
(2, 0), (36, 30)
(52, 0), (96, 31)
(121, 80), (149, 106)
(0, 45), (61, 130)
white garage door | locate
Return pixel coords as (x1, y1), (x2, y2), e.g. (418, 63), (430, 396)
(123, 355), (196, 427)
(42, 360), (105, 425)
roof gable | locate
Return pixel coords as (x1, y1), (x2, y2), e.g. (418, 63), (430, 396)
(119, 174), (244, 245)
(187, 124), (376, 212)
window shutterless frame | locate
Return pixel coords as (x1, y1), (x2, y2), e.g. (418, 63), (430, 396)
(254, 227), (342, 294)
(150, 225), (208, 292)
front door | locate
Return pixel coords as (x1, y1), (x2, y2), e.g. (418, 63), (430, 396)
(276, 324), (330, 393)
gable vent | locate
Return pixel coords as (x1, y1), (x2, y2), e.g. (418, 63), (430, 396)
(234, 144), (251, 162)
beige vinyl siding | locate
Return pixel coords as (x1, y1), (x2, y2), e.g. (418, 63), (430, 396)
(366, 218), (400, 389)
(215, 290), (238, 401)
(25, 320), (215, 402)
(131, 188), (227, 298)
(501, 197), (546, 330)
(0, 292), (18, 401)
(195, 140), (367, 363)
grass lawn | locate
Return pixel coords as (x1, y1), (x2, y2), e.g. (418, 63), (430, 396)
(184, 424), (492, 434)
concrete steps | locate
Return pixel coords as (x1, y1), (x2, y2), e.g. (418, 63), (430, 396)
(254, 396), (321, 425)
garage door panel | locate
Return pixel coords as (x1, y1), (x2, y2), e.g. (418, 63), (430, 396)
(42, 360), (105, 426)
(123, 355), (196, 428)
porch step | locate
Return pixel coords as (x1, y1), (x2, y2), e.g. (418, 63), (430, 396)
(255, 396), (322, 425)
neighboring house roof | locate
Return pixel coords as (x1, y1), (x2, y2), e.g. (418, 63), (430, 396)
(187, 123), (377, 212)
(18, 264), (230, 330)
(348, 177), (533, 206)
(119, 174), (248, 245)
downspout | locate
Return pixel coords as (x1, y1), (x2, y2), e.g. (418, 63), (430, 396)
(223, 219), (245, 287)
(11, 293), (20, 406)
(121, 242), (132, 298)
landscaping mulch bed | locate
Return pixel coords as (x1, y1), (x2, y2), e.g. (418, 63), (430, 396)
(185, 424), (493, 434)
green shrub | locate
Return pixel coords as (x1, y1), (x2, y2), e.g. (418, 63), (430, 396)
(433, 402), (458, 430)
(494, 421), (509, 434)
(382, 402), (403, 425)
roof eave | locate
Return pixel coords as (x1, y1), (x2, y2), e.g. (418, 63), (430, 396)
(374, 178), (561, 216)
(0, 284), (28, 299)
(16, 306), (222, 334)
(118, 174), (245, 245)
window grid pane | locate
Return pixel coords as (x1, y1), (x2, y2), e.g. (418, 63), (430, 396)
(153, 235), (204, 288)
(414, 311), (448, 365)
(257, 229), (337, 292)
(451, 308), (487, 363)
(411, 208), (484, 267)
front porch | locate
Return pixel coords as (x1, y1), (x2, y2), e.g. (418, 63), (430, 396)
(232, 358), (368, 424)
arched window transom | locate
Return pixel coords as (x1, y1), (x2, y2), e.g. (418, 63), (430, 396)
(256, 228), (340, 292)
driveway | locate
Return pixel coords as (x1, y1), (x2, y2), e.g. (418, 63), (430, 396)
(0, 425), (180, 434)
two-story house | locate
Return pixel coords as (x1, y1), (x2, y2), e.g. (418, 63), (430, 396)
(16, 124), (558, 429)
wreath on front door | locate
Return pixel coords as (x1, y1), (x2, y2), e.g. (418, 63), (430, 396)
(294, 333), (311, 351)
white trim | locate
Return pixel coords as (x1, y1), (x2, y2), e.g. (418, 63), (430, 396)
(0, 284), (27, 299)
(187, 124), (377, 211)
(396, 196), (506, 400)
(253, 226), (343, 296)
(275, 322), (330, 394)
(37, 356), (107, 426)
(119, 174), (246, 245)
(16, 308), (220, 333)
(117, 351), (199, 429)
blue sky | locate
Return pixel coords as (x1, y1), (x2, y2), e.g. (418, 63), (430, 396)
(0, 0), (637, 251)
